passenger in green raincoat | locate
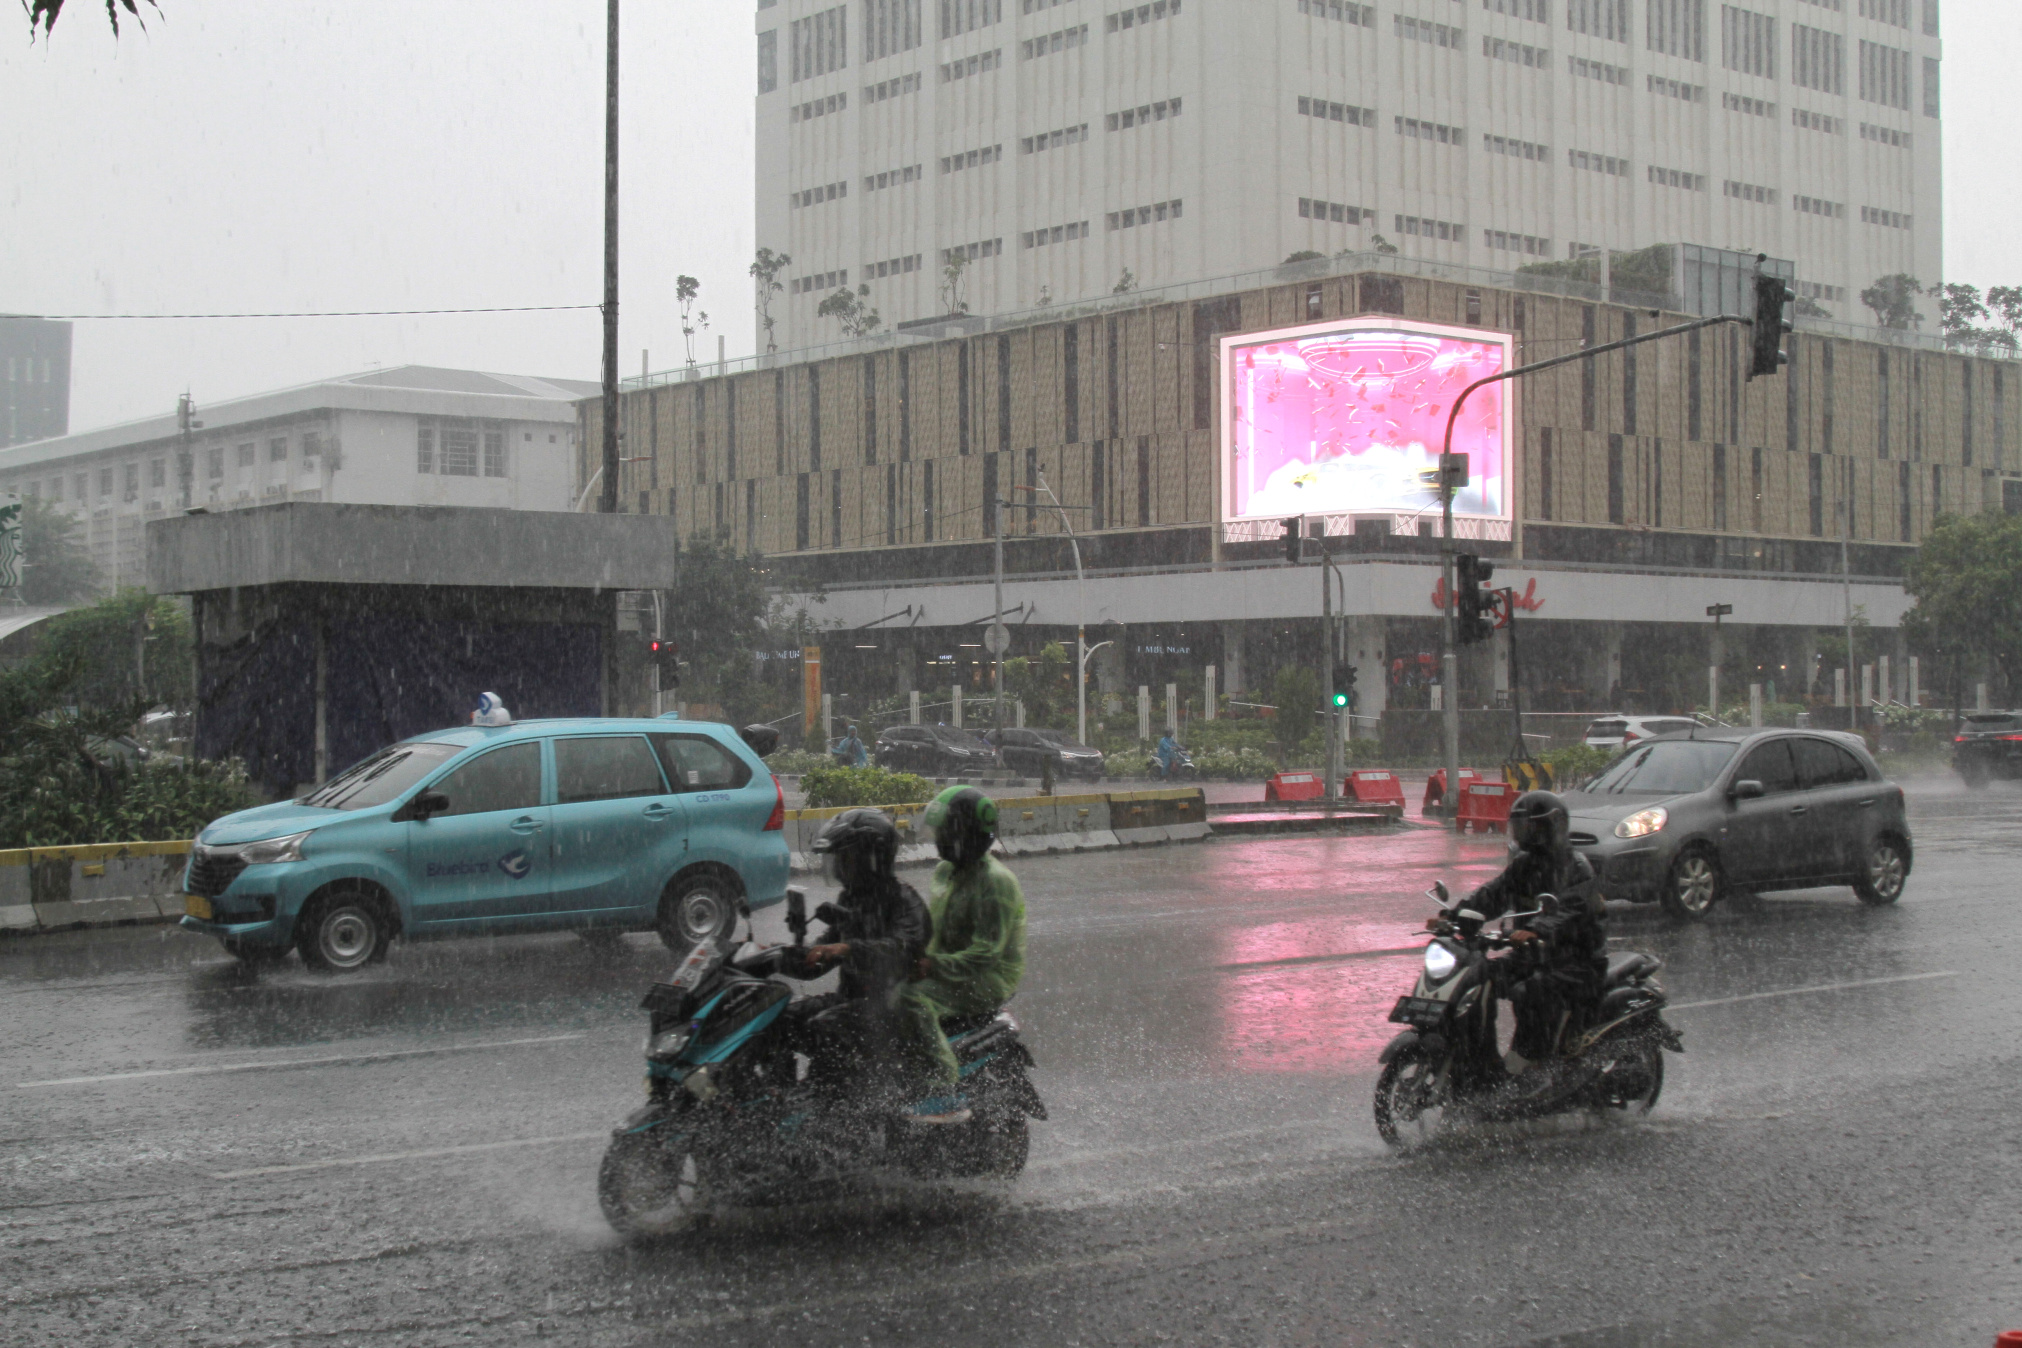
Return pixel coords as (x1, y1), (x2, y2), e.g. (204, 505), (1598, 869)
(904, 786), (1027, 1101)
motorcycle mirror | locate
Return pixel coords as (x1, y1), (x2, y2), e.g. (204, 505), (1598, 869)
(1454, 908), (1485, 923)
(1537, 893), (1561, 914)
(1426, 881), (1451, 905)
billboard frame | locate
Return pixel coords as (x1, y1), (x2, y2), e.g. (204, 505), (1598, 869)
(1217, 314), (1516, 541)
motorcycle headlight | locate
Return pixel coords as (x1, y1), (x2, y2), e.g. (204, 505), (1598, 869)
(1423, 942), (1459, 982)
(644, 1028), (691, 1061)
(238, 830), (312, 865)
(1614, 807), (1668, 840)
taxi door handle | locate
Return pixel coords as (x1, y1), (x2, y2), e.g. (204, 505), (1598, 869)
(642, 803), (678, 823)
(508, 815), (545, 834)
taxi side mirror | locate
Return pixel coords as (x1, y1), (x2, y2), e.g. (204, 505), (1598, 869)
(396, 790), (450, 822)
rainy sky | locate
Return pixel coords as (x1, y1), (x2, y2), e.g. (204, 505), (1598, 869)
(1, 0), (2013, 433)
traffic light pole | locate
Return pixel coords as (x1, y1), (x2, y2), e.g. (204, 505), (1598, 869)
(1321, 533), (1337, 805)
(1436, 308), (1759, 828)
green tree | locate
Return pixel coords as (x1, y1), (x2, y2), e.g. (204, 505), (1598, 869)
(1004, 641), (1072, 727)
(1901, 512), (2022, 704)
(749, 248), (792, 354)
(816, 283), (883, 338)
(1861, 273), (1925, 330)
(940, 253), (971, 315)
(1282, 251), (1325, 265)
(1268, 666), (1320, 760)
(676, 274), (710, 365)
(1112, 268), (1137, 295)
(9, 496), (99, 605)
(33, 589), (193, 711)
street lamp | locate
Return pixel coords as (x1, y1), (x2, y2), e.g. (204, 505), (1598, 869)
(1025, 469), (1099, 746)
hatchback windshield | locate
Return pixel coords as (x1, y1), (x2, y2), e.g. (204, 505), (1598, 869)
(300, 741), (462, 811)
(1585, 739), (1738, 795)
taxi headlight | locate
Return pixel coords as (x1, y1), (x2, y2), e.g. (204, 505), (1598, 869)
(237, 831), (312, 865)
(644, 1028), (691, 1061)
(1614, 808), (1668, 839)
(1423, 942), (1459, 982)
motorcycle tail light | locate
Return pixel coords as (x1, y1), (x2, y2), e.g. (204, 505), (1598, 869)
(763, 774), (785, 831)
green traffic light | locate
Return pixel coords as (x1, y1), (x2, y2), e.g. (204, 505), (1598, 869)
(1331, 692), (1350, 707)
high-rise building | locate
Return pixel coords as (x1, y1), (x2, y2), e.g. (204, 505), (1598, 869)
(753, 0), (1940, 349)
(0, 317), (72, 447)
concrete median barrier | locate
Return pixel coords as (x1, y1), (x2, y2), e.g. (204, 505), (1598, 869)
(0, 841), (193, 933)
(784, 786), (1206, 874)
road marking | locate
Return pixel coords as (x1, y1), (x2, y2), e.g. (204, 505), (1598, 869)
(1215, 945), (1421, 972)
(211, 1131), (609, 1179)
(15, 1033), (586, 1089)
(1668, 970), (1958, 1012)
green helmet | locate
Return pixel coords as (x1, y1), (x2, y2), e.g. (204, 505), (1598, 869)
(923, 785), (998, 868)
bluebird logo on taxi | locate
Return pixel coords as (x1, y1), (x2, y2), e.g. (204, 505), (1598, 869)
(498, 850), (533, 880)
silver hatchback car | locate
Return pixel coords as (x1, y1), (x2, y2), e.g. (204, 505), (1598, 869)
(1564, 729), (1912, 920)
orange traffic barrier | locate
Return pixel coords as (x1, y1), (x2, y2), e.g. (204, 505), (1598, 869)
(1265, 771), (1325, 802)
(1993, 1332), (2022, 1347)
(1422, 768), (1485, 813)
(1456, 780), (1515, 834)
(1345, 770), (1406, 809)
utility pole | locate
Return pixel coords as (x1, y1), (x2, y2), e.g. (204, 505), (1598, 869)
(1840, 490), (1856, 727)
(1439, 455), (1461, 820)
(1321, 529), (1339, 804)
(1706, 602), (1732, 719)
(176, 393), (200, 512)
(993, 496), (1006, 735)
(598, 0), (621, 515)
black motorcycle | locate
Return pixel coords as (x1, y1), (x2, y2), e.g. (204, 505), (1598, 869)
(1373, 883), (1683, 1148)
(598, 889), (1046, 1241)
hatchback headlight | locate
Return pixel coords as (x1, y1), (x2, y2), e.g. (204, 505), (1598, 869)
(1423, 942), (1458, 982)
(1614, 807), (1668, 839)
(237, 831), (312, 865)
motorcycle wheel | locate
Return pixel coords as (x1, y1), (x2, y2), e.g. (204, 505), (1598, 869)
(1599, 1041), (1665, 1114)
(598, 1129), (708, 1241)
(1373, 1048), (1452, 1149)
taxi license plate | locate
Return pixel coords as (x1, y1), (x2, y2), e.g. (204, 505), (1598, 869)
(184, 894), (213, 920)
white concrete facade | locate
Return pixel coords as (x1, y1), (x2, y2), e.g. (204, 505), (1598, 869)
(0, 366), (595, 592)
(754, 0), (1940, 348)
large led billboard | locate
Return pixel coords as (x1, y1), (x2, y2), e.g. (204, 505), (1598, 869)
(1220, 317), (1514, 531)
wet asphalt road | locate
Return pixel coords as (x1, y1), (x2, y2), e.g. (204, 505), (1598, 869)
(3, 776), (2020, 1348)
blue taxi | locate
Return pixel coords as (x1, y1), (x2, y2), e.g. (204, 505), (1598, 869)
(179, 716), (790, 971)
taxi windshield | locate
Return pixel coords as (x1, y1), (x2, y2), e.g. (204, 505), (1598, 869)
(301, 742), (462, 811)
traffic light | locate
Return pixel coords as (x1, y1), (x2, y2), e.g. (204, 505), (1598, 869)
(1331, 664), (1357, 710)
(649, 638), (681, 685)
(1281, 516), (1303, 564)
(1749, 269), (1792, 380)
(1455, 554), (1497, 645)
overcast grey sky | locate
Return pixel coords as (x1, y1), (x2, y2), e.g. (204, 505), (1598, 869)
(2, 1), (2013, 433)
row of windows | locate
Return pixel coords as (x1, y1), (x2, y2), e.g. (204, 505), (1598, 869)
(1108, 98), (1181, 130)
(1483, 35), (1550, 67)
(1570, 54), (1628, 83)
(1798, 280), (1848, 304)
(1794, 107), (1843, 133)
(942, 237), (1004, 264)
(1397, 115), (1465, 144)
(3, 358), (54, 384)
(790, 92), (846, 123)
(941, 144), (1003, 174)
(1483, 228), (1552, 256)
(1395, 15), (1464, 47)
(1396, 213), (1465, 241)
(1722, 4), (1776, 79)
(1570, 148), (1629, 175)
(1483, 0), (1549, 21)
(1649, 165), (1708, 190)
(863, 72), (921, 103)
(1568, 0), (1630, 41)
(1724, 179), (1776, 203)
(1109, 199), (1183, 229)
(1486, 133), (1550, 161)
(941, 0), (1000, 39)
(1298, 95), (1377, 126)
(1861, 205), (1912, 228)
(865, 0), (922, 62)
(790, 269), (850, 296)
(1022, 123), (1089, 153)
(1022, 220), (1091, 248)
(941, 49), (1001, 81)
(1021, 24), (1088, 58)
(862, 253), (923, 279)
(791, 180), (849, 209)
(863, 164), (922, 191)
(1299, 196), (1373, 222)
(789, 6), (848, 84)
(1649, 73), (1705, 102)
(1794, 193), (1846, 218)
(1724, 91), (1775, 117)
(1860, 121), (1911, 147)
(1108, 0), (1181, 32)
(1299, 0), (1374, 25)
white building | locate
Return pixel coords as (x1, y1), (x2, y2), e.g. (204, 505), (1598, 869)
(754, 0), (1940, 347)
(0, 365), (595, 591)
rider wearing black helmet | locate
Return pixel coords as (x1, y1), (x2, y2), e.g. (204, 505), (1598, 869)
(903, 786), (1028, 1116)
(1432, 789), (1606, 1072)
(787, 809), (933, 1091)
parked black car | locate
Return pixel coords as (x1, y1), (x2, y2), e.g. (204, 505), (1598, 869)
(874, 724), (1001, 776)
(990, 727), (1106, 780)
(1564, 729), (1912, 920)
(1950, 711), (2022, 787)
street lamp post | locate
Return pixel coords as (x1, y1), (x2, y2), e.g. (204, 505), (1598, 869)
(1030, 469), (1092, 746)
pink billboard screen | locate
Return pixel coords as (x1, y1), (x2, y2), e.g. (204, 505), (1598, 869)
(1221, 318), (1513, 526)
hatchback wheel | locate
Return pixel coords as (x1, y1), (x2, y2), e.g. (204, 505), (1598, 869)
(1660, 848), (1721, 920)
(1852, 835), (1909, 906)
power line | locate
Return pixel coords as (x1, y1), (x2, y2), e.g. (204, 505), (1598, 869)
(10, 304), (600, 321)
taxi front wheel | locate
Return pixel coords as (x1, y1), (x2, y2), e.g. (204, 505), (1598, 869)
(297, 889), (393, 972)
(658, 873), (739, 952)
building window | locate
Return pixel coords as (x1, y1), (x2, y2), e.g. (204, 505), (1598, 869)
(1569, 54), (1629, 83)
(1567, 0), (1629, 41)
(790, 92), (848, 121)
(1105, 98), (1181, 131)
(1569, 148), (1630, 175)
(938, 144), (1003, 174)
(940, 237), (1003, 262)
(940, 49), (1001, 80)
(1646, 0), (1705, 61)
(208, 449), (224, 480)
(790, 180), (851, 207)
(1720, 5), (1775, 78)
(865, 0), (923, 59)
(1792, 107), (1843, 134)
(1297, 96), (1375, 126)
(1020, 24), (1088, 58)
(1021, 220), (1090, 248)
(1483, 35), (1551, 67)
(862, 253), (923, 277)
(483, 429), (507, 477)
(1106, 201), (1182, 230)
(1483, 229), (1552, 256)
(790, 269), (850, 296)
(1858, 39), (1911, 109)
(123, 463), (139, 501)
(1396, 116), (1466, 145)
(1110, 0), (1185, 30)
(758, 29), (777, 93)
(1484, 0), (1547, 19)
(269, 437), (288, 462)
(1723, 91), (1776, 117)
(789, 5), (848, 83)
(941, 0), (1000, 37)
(149, 458), (165, 488)
(864, 71), (923, 102)
(1647, 73), (1706, 101)
(1858, 0), (1909, 26)
(1395, 214), (1466, 241)
(1792, 194), (1846, 218)
(417, 425), (435, 473)
(1485, 133), (1551, 161)
(1648, 165), (1708, 191)
(1394, 14), (1463, 47)
(442, 426), (480, 476)
(1923, 55), (1939, 117)
(1859, 122), (1911, 148)
(1723, 179), (1776, 204)
(1791, 24), (1844, 94)
(1020, 124), (1088, 154)
(1859, 205), (1913, 229)
(1299, 197), (1372, 224)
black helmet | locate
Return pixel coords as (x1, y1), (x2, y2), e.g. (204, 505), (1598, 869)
(1508, 790), (1570, 855)
(923, 785), (998, 868)
(811, 808), (900, 888)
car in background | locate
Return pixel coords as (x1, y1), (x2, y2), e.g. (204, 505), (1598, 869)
(179, 716), (790, 972)
(874, 723), (1001, 776)
(1583, 715), (1704, 751)
(1564, 728), (1911, 920)
(1950, 711), (2022, 787)
(992, 727), (1106, 780)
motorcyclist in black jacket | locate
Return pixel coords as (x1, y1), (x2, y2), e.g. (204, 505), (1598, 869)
(1430, 790), (1606, 1072)
(784, 809), (934, 1099)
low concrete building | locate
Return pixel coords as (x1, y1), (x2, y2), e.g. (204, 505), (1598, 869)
(1, 365), (595, 591)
